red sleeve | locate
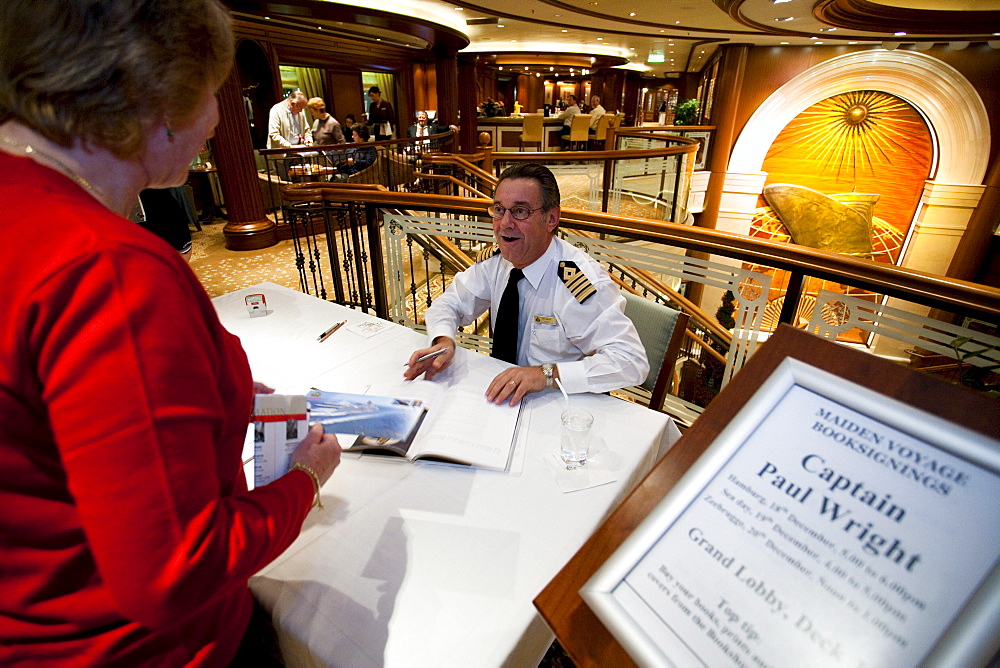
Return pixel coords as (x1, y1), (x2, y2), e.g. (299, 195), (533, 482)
(35, 240), (313, 629)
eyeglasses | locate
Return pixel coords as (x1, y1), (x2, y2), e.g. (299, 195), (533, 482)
(487, 204), (544, 220)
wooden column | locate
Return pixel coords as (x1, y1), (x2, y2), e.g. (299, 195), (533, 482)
(434, 46), (459, 128)
(698, 44), (750, 233)
(946, 153), (1000, 282)
(457, 53), (479, 154)
(215, 65), (277, 250)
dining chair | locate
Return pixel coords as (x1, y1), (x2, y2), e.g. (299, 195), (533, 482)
(561, 114), (592, 151)
(621, 290), (690, 413)
(588, 114), (612, 150)
(520, 113), (544, 151)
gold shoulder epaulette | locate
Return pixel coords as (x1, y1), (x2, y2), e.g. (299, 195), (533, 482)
(558, 261), (596, 304)
(476, 243), (500, 263)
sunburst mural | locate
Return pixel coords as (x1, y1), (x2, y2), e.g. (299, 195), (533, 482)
(768, 90), (932, 182)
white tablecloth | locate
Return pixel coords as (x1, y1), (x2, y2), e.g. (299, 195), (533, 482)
(214, 282), (681, 667)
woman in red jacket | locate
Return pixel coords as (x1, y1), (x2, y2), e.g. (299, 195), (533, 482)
(0, 1), (342, 665)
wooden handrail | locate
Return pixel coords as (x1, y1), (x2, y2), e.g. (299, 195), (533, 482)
(299, 189), (1000, 320)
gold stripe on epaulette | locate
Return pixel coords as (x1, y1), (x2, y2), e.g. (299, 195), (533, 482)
(476, 243), (500, 263)
(558, 261), (597, 304)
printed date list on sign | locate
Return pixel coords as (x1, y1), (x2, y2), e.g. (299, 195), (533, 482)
(581, 358), (1000, 667)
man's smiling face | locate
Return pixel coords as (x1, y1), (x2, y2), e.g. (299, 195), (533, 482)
(491, 178), (559, 269)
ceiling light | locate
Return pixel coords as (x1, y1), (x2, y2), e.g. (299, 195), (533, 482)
(780, 41), (789, 45)
(775, 16), (794, 22)
(820, 28), (836, 32)
(772, 0), (792, 3)
(629, 12), (636, 16)
(454, 6), (463, 9)
(894, 31), (907, 36)
(597, 37), (603, 40)
(561, 29), (568, 32)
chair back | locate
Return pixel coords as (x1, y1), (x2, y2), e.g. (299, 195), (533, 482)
(568, 114), (592, 142)
(521, 113), (544, 142)
(609, 112), (623, 129)
(622, 291), (690, 412)
(591, 114), (611, 141)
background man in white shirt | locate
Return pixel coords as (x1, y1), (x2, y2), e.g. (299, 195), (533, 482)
(405, 163), (649, 406)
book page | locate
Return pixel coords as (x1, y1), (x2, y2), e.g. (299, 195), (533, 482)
(409, 384), (521, 471)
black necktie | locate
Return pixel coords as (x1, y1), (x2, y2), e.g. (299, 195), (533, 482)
(491, 268), (524, 364)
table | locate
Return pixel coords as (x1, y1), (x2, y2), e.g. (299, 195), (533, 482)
(213, 282), (680, 667)
(476, 116), (567, 152)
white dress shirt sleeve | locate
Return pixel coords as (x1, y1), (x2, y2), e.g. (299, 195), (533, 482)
(424, 261), (495, 345)
(547, 273), (649, 395)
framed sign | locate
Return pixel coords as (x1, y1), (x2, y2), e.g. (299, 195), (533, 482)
(580, 356), (1000, 666)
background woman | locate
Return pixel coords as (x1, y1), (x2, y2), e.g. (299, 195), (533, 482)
(0, 0), (341, 664)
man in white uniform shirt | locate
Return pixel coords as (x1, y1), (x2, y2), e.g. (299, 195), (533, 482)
(404, 163), (649, 406)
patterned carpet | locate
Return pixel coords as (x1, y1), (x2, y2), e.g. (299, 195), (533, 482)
(189, 220), (303, 298)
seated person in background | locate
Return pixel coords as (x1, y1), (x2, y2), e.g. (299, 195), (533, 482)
(557, 94), (581, 148)
(334, 124), (376, 179)
(587, 95), (606, 135)
(306, 97), (346, 146)
(406, 111), (456, 138)
(404, 163), (649, 406)
(343, 113), (357, 133)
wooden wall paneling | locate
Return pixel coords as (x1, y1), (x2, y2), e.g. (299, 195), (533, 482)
(327, 69), (364, 125)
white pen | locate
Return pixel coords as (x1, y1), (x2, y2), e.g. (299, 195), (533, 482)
(405, 348), (448, 366)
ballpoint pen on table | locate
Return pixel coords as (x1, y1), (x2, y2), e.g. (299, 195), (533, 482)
(404, 348), (448, 366)
(317, 320), (347, 342)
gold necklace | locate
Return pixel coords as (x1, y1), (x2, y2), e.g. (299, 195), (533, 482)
(0, 135), (111, 210)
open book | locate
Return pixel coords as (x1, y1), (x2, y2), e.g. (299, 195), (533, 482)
(308, 380), (521, 472)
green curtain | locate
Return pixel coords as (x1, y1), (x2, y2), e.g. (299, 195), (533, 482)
(294, 67), (324, 103)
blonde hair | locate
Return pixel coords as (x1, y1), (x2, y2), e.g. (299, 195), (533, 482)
(0, 0), (234, 159)
(306, 97), (326, 113)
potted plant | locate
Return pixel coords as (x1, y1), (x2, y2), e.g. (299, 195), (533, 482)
(673, 98), (699, 125)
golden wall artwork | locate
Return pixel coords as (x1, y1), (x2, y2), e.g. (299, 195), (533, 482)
(761, 90), (934, 263)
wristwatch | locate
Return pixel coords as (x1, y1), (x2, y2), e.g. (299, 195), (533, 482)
(541, 363), (555, 389)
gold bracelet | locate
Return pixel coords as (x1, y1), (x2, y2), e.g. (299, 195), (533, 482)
(291, 463), (324, 509)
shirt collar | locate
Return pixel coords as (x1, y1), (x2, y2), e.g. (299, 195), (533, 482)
(505, 235), (557, 290)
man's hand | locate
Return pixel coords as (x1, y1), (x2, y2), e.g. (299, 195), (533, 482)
(485, 365), (547, 406)
(403, 337), (456, 381)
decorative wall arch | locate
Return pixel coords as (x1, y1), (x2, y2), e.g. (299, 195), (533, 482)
(729, 50), (990, 187)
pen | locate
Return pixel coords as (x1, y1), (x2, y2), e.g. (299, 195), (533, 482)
(317, 320), (347, 342)
(405, 348), (448, 366)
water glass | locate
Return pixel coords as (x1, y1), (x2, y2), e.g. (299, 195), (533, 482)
(560, 408), (594, 469)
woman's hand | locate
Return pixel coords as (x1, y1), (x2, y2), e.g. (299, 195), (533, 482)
(289, 423), (342, 485)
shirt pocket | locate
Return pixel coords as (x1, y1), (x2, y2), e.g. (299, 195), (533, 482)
(530, 320), (564, 359)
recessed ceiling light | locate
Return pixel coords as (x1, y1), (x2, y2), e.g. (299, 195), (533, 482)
(814, 41), (823, 45)
(561, 29), (568, 32)
(597, 37), (603, 40)
(497, 24), (504, 28)
(629, 12), (635, 16)
(895, 31), (907, 36)
(780, 41), (789, 45)
(454, 6), (463, 10)
(820, 27), (836, 32)
(775, 16), (794, 22)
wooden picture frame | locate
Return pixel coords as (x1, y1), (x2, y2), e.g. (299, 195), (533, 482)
(534, 325), (1000, 667)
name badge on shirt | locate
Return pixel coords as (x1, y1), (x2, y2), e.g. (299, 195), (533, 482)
(534, 315), (558, 326)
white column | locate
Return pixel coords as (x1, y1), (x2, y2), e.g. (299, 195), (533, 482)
(899, 181), (985, 276)
(714, 171), (768, 237)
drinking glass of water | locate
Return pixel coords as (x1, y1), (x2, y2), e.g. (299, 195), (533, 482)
(560, 408), (593, 469)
